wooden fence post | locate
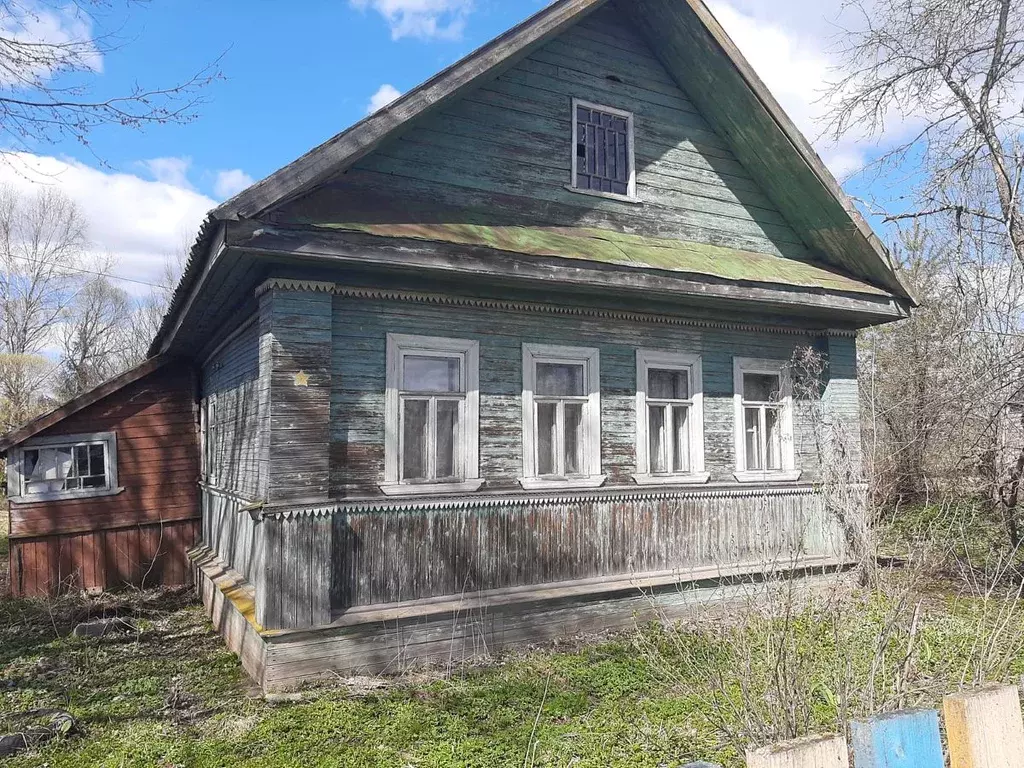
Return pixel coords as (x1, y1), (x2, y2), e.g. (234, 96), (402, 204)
(945, 684), (1024, 768)
(746, 735), (849, 768)
(850, 710), (943, 767)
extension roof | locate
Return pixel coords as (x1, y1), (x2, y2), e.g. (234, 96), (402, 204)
(0, 355), (171, 453)
(150, 0), (912, 356)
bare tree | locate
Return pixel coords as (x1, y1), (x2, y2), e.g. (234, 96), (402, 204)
(826, 0), (1024, 268)
(0, 1), (220, 157)
(0, 184), (86, 428)
(54, 266), (132, 400)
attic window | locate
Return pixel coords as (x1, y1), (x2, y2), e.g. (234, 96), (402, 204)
(570, 98), (636, 202)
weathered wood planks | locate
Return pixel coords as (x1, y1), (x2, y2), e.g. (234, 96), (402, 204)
(945, 684), (1024, 768)
(330, 488), (845, 609)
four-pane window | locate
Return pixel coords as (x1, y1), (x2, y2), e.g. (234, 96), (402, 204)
(571, 99), (636, 199)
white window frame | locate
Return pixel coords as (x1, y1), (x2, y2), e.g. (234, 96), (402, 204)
(732, 358), (801, 483)
(7, 431), (122, 503)
(382, 333), (482, 497)
(634, 349), (710, 486)
(569, 98), (638, 203)
(521, 343), (605, 491)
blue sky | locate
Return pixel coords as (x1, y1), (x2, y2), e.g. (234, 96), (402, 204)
(2, 0), (916, 290)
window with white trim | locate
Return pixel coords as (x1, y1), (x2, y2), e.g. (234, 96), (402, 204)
(521, 344), (604, 490)
(733, 358), (800, 482)
(8, 432), (120, 502)
(634, 350), (709, 485)
(383, 334), (482, 496)
(571, 98), (636, 201)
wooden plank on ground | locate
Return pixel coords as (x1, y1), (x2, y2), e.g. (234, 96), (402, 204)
(850, 709), (942, 768)
(746, 735), (848, 768)
(945, 684), (1024, 768)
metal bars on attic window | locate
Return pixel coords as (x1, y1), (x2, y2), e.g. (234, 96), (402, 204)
(572, 99), (635, 199)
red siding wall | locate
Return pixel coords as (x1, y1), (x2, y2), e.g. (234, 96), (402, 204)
(7, 363), (199, 596)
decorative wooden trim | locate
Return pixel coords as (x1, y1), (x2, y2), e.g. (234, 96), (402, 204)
(200, 481), (262, 509)
(255, 278), (858, 338)
(258, 482), (825, 519)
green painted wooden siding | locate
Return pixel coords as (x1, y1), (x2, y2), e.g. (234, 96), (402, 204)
(330, 294), (860, 496)
(283, 1), (811, 264)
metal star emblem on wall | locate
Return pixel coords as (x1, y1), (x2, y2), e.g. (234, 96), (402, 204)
(293, 371), (310, 387)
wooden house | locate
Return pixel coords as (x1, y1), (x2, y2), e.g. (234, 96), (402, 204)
(3, 0), (912, 689)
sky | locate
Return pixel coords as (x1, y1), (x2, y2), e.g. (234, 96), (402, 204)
(0, 0), (919, 293)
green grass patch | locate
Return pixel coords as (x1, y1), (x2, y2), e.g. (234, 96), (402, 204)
(2, 573), (1024, 767)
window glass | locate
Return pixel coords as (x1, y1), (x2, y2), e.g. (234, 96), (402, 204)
(649, 404), (668, 474)
(536, 363), (584, 397)
(403, 356), (461, 393)
(648, 369), (689, 400)
(564, 402), (583, 475)
(765, 407), (782, 470)
(401, 399), (429, 480)
(23, 441), (109, 495)
(673, 406), (690, 473)
(537, 402), (558, 475)
(744, 407), (763, 471)
(435, 400), (460, 479)
(743, 373), (780, 402)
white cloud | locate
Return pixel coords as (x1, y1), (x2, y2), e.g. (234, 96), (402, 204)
(349, 0), (473, 40)
(214, 168), (255, 199)
(0, 152), (214, 289)
(366, 83), (402, 115)
(142, 156), (194, 190)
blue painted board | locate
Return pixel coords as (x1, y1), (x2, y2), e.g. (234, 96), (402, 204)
(851, 710), (944, 768)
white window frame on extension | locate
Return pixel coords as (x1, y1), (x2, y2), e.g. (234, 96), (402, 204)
(382, 333), (482, 497)
(521, 343), (605, 491)
(569, 98), (638, 203)
(732, 358), (801, 483)
(7, 431), (122, 503)
(634, 349), (710, 486)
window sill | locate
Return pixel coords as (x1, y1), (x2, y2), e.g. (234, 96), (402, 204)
(632, 472), (711, 487)
(563, 184), (641, 205)
(518, 475), (608, 491)
(379, 479), (485, 497)
(732, 470), (803, 484)
(9, 486), (126, 504)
